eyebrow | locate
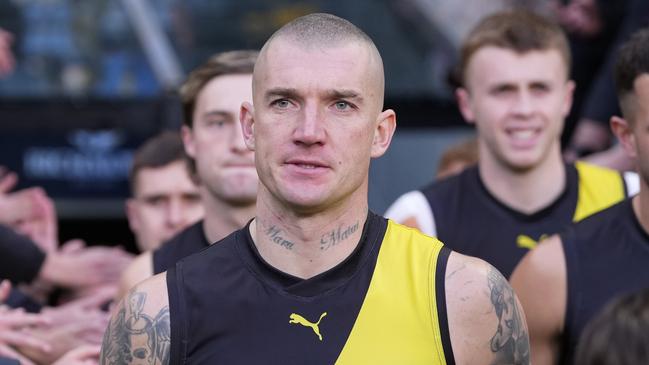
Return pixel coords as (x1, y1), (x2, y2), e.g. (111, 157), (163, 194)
(326, 89), (363, 103)
(264, 87), (299, 101)
(264, 87), (364, 103)
(202, 110), (232, 119)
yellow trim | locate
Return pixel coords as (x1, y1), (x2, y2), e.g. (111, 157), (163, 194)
(573, 161), (626, 222)
(335, 221), (447, 364)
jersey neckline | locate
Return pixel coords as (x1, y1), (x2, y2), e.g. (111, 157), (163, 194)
(471, 163), (576, 222)
(233, 211), (387, 298)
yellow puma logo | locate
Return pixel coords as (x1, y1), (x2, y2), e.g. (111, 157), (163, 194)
(289, 312), (327, 341)
(516, 234), (548, 250)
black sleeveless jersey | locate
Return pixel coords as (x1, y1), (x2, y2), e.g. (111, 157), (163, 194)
(166, 212), (454, 364)
(153, 221), (209, 275)
(560, 198), (649, 364)
(420, 162), (628, 278)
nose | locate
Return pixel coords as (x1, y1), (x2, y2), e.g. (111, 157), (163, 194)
(510, 91), (534, 118)
(166, 198), (185, 228)
(293, 104), (326, 146)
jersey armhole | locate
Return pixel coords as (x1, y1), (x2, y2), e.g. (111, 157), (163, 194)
(167, 264), (188, 364)
(558, 229), (578, 364)
(435, 246), (455, 365)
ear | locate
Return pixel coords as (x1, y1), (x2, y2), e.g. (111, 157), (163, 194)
(561, 80), (576, 117)
(455, 88), (476, 124)
(370, 109), (397, 158)
(611, 115), (637, 159)
(181, 125), (197, 159)
(240, 101), (256, 150)
(125, 198), (140, 233)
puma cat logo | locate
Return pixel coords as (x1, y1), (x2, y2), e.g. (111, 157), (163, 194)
(289, 312), (327, 341)
(516, 234), (548, 250)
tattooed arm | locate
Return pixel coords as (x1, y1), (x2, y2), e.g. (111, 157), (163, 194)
(445, 252), (530, 365)
(100, 273), (170, 365)
(510, 235), (567, 365)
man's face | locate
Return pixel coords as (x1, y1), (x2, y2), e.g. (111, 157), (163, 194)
(457, 47), (574, 172)
(241, 40), (395, 214)
(127, 160), (203, 251)
(183, 74), (258, 206)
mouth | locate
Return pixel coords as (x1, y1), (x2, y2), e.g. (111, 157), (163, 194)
(509, 129), (535, 140)
(284, 158), (330, 172)
(505, 127), (541, 146)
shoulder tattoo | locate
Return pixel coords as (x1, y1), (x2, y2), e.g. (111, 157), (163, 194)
(100, 291), (170, 365)
(487, 267), (530, 365)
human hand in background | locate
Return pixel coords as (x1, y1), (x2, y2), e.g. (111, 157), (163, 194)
(13, 287), (113, 364)
(0, 294), (52, 365)
(0, 29), (15, 78)
(52, 345), (100, 365)
(0, 168), (58, 252)
(39, 240), (133, 290)
(17, 308), (108, 365)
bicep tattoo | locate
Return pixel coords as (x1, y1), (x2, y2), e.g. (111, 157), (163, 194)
(100, 291), (171, 365)
(487, 267), (530, 365)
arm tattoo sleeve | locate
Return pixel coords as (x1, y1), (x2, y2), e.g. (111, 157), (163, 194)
(100, 291), (171, 365)
(487, 267), (530, 365)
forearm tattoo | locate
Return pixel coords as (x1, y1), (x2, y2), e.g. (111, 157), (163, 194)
(100, 291), (170, 365)
(487, 268), (530, 365)
(320, 221), (359, 250)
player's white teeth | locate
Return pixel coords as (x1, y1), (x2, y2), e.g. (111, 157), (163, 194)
(510, 130), (535, 140)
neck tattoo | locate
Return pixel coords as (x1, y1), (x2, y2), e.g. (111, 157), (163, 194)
(320, 221), (360, 251)
(265, 225), (295, 250)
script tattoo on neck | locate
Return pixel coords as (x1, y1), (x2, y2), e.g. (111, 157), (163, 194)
(320, 221), (360, 250)
(487, 267), (530, 365)
(100, 291), (170, 365)
(265, 225), (295, 250)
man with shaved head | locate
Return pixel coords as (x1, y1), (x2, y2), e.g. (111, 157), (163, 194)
(101, 13), (530, 364)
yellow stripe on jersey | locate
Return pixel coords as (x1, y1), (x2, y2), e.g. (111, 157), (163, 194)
(335, 221), (448, 365)
(573, 161), (626, 222)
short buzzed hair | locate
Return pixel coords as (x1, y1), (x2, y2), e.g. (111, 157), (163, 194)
(180, 50), (258, 128)
(129, 130), (188, 194)
(256, 13), (384, 104)
(265, 13), (374, 49)
(614, 28), (649, 122)
(460, 10), (571, 86)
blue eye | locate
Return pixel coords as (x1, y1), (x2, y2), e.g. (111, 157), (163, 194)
(335, 101), (350, 110)
(273, 99), (290, 108)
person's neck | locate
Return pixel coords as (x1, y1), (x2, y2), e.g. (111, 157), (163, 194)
(201, 192), (256, 244)
(250, 188), (368, 279)
(479, 148), (565, 214)
(633, 181), (649, 235)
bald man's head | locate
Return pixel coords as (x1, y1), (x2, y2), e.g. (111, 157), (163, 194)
(254, 13), (385, 108)
(266, 13), (374, 49)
